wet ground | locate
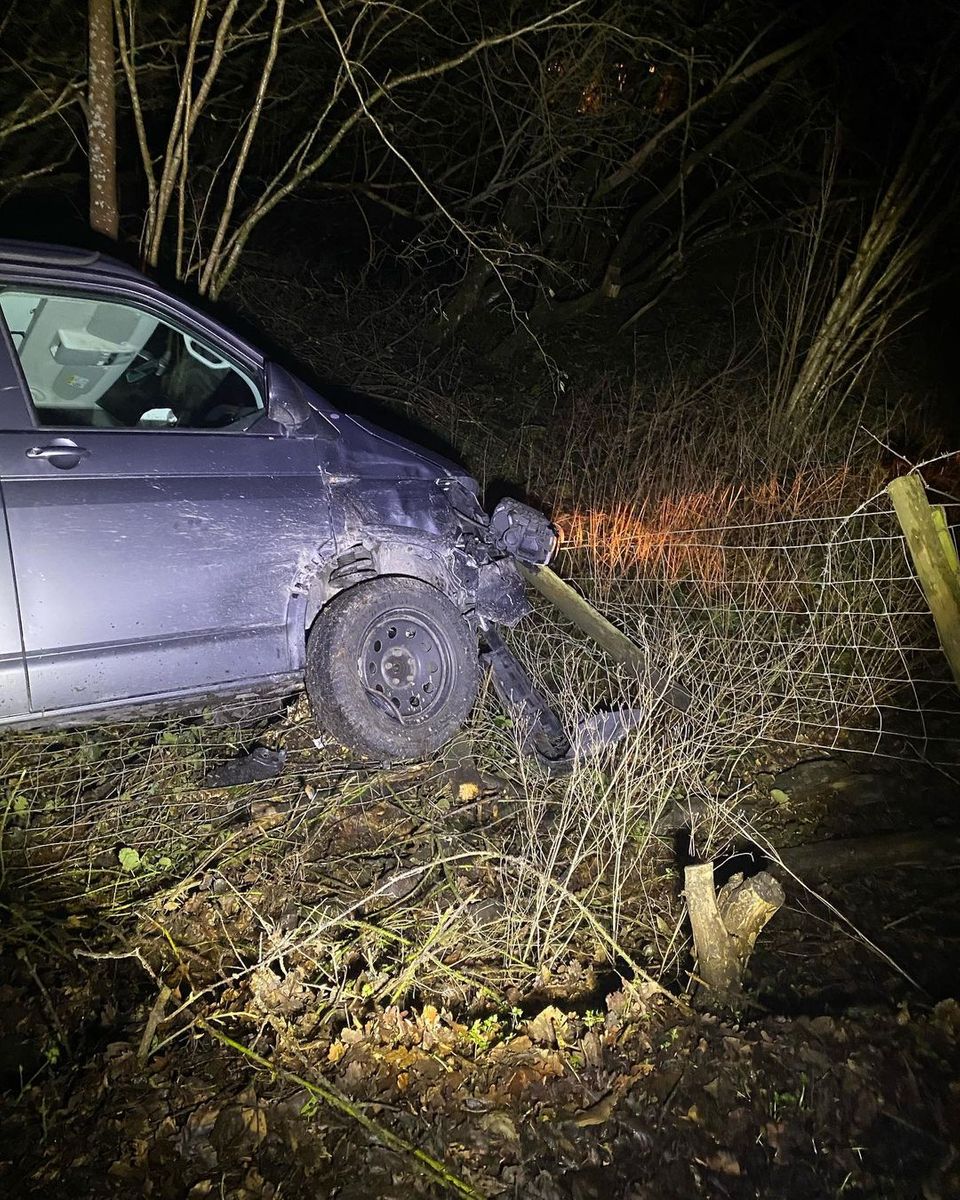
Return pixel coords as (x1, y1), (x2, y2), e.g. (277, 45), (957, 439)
(1, 707), (959, 1198)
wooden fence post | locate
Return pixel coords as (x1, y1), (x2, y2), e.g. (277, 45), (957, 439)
(517, 563), (692, 711)
(887, 474), (960, 688)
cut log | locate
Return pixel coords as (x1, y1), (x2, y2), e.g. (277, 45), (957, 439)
(774, 828), (960, 879)
(686, 862), (740, 995)
(717, 871), (785, 964)
(685, 861), (784, 1000)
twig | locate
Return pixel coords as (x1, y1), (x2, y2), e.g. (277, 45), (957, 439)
(198, 1018), (483, 1199)
(498, 852), (683, 1006)
(137, 984), (173, 1065)
(17, 948), (70, 1056)
(74, 945), (162, 987)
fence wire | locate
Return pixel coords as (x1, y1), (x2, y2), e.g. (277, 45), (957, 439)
(556, 488), (960, 767)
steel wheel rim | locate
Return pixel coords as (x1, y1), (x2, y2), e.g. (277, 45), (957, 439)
(357, 606), (455, 723)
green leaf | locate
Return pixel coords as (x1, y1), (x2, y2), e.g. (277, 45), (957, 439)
(118, 847), (141, 873)
(770, 788), (790, 805)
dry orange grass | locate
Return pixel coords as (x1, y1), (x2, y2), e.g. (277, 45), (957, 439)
(555, 463), (886, 580)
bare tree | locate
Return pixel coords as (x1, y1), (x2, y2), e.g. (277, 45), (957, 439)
(88, 0), (119, 239)
(778, 79), (960, 436)
(0, 1), (84, 193)
(110, 0), (587, 298)
(425, 4), (857, 354)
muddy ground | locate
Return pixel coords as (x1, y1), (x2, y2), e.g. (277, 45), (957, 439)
(1, 705), (959, 1199)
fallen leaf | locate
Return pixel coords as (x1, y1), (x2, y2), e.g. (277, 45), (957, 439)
(704, 1150), (741, 1176)
(243, 1107), (267, 1143)
(527, 1005), (567, 1046)
(480, 1110), (519, 1141)
(573, 1091), (618, 1127)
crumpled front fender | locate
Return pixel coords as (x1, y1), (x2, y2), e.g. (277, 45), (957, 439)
(301, 476), (553, 631)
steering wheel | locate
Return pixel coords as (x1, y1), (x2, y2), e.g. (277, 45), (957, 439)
(125, 350), (165, 384)
(212, 408), (263, 431)
(199, 401), (259, 428)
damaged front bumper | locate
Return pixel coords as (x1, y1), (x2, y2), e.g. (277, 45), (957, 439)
(445, 487), (580, 772)
(461, 490), (661, 773)
(440, 480), (558, 628)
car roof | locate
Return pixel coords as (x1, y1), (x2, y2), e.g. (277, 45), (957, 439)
(0, 238), (146, 283)
(0, 239), (266, 367)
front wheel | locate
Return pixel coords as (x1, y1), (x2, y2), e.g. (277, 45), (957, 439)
(305, 577), (480, 763)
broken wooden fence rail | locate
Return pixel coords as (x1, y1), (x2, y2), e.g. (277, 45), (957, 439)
(518, 563), (692, 711)
(774, 828), (960, 879)
(887, 473), (960, 688)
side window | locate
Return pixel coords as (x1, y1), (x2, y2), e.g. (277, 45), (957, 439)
(0, 289), (263, 431)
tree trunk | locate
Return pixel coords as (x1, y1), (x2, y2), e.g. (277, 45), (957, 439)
(88, 0), (119, 239)
(434, 181), (537, 340)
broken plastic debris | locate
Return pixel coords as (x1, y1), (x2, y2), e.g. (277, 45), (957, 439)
(205, 745), (285, 787)
(480, 629), (646, 774)
(569, 707), (646, 759)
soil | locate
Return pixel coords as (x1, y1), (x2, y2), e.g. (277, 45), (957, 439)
(1, 706), (959, 1199)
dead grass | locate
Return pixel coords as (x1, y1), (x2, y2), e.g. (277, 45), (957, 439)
(485, 376), (960, 994)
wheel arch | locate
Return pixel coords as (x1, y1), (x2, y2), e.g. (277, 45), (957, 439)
(285, 530), (478, 671)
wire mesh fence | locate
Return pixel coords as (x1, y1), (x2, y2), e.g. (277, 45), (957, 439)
(0, 698), (325, 901)
(555, 483), (960, 768)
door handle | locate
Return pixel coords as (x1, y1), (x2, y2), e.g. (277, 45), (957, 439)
(26, 439), (91, 469)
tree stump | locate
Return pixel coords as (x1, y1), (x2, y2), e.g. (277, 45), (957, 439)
(685, 861), (784, 1001)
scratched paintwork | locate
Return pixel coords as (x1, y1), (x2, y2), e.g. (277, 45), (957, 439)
(0, 240), (532, 729)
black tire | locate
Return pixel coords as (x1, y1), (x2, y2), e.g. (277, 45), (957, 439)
(305, 576), (480, 763)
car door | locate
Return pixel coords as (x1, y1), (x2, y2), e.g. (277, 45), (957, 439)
(0, 280), (332, 716)
(0, 326), (29, 719)
(0, 495), (27, 720)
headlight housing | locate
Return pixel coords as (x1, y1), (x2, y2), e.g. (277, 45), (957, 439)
(489, 498), (557, 565)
